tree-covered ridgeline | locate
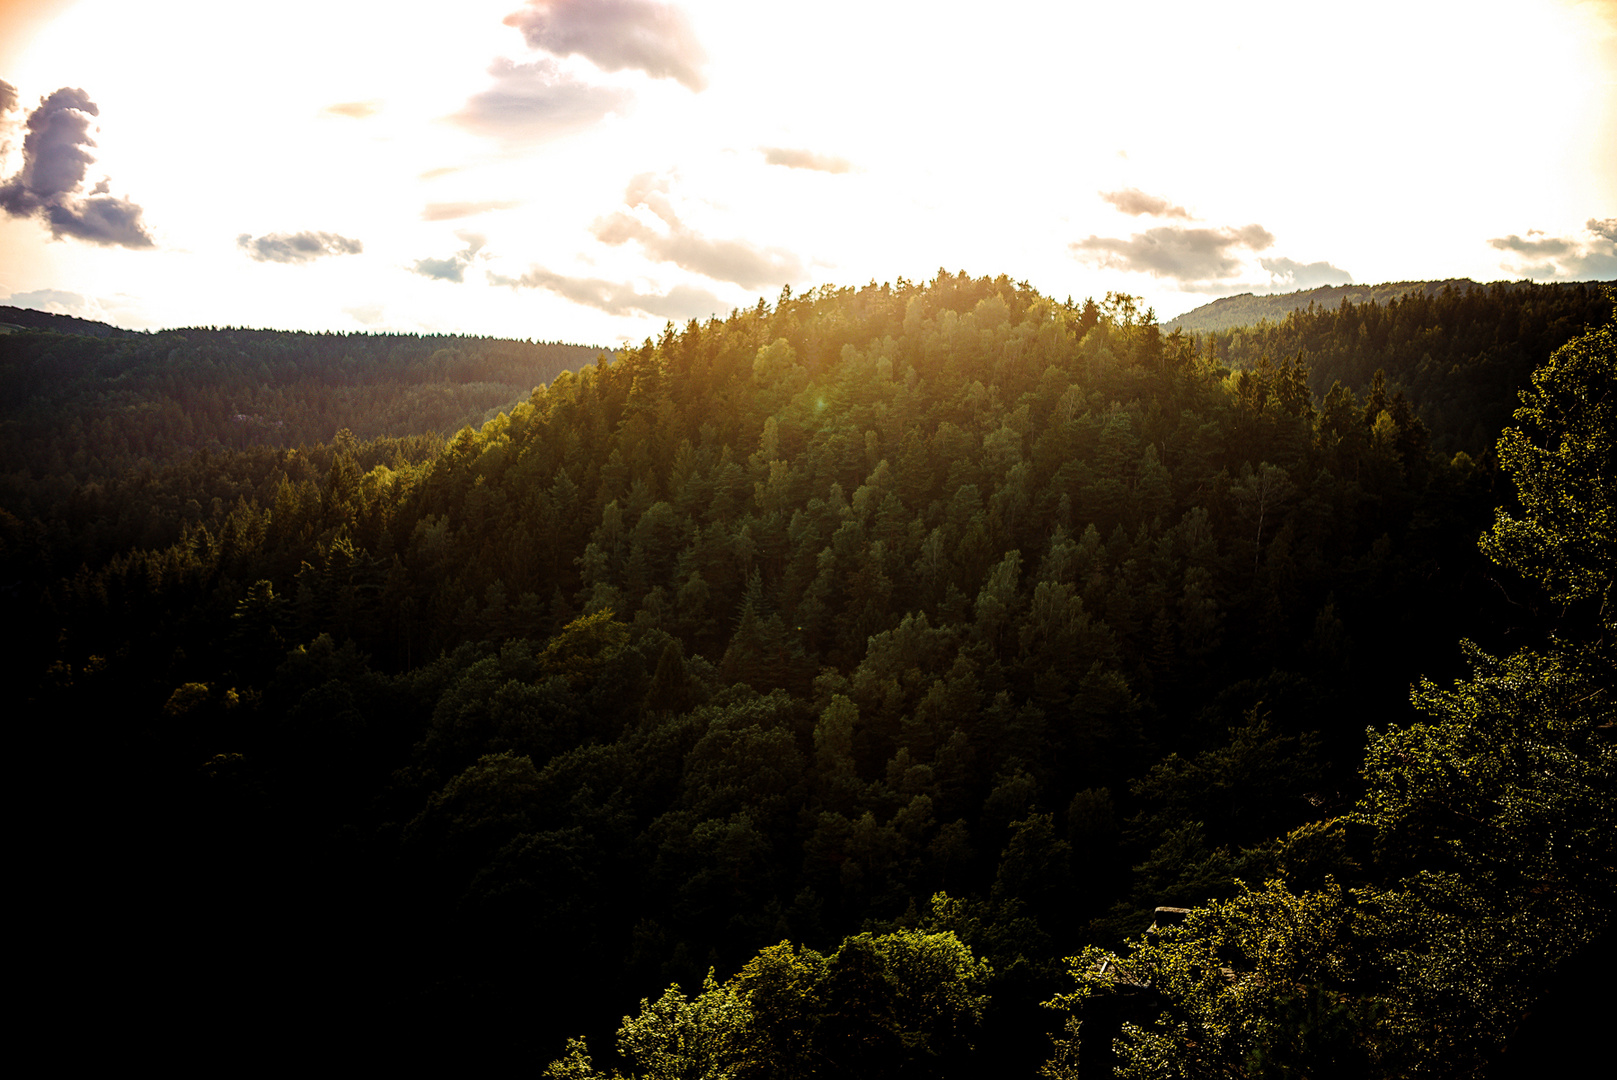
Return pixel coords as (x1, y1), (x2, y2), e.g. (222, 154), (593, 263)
(1161, 279), (1480, 334)
(0, 325), (601, 579)
(1196, 280), (1611, 454)
(16, 274), (1611, 1073)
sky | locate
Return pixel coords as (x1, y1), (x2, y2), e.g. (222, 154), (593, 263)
(1, 0), (1614, 346)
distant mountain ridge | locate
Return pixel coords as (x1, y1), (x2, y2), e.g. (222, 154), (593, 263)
(1163, 279), (1486, 333)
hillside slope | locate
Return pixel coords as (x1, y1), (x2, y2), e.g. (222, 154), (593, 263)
(19, 272), (1586, 1071)
(1164, 279), (1483, 332)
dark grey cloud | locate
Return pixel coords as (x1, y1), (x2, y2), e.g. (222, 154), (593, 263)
(421, 199), (522, 221)
(0, 86), (153, 248)
(453, 58), (631, 146)
(237, 230), (364, 264)
(1489, 223), (1617, 280)
(1260, 257), (1354, 290)
(491, 265), (723, 319)
(503, 0), (709, 91)
(760, 146), (853, 174)
(322, 100), (382, 119)
(589, 172), (805, 288)
(1099, 188), (1192, 219)
(1071, 223), (1274, 285)
(412, 232), (487, 283)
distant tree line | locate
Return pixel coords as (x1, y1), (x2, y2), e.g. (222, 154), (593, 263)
(1197, 280), (1611, 453)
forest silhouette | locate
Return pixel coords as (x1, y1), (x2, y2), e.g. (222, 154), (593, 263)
(6, 274), (1610, 1076)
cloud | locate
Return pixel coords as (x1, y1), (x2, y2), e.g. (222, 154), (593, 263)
(453, 57), (631, 146)
(1489, 231), (1574, 258)
(760, 146), (853, 174)
(1071, 223), (1274, 285)
(421, 199), (521, 221)
(1099, 188), (1192, 219)
(413, 256), (467, 282)
(0, 86), (153, 248)
(237, 230), (364, 264)
(1259, 257), (1354, 291)
(0, 79), (17, 156)
(491, 265), (724, 319)
(5, 288), (86, 314)
(412, 232), (487, 283)
(322, 100), (382, 119)
(503, 0), (709, 91)
(344, 304), (385, 326)
(589, 171), (805, 288)
(1489, 222), (1617, 280)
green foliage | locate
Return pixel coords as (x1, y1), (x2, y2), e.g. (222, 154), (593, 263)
(1046, 882), (1387, 1079)
(549, 929), (989, 1080)
(1350, 641), (1615, 1070)
(1480, 291), (1616, 628)
(616, 970), (756, 1080)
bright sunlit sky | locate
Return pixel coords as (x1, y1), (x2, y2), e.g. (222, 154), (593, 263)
(2, 0), (1614, 345)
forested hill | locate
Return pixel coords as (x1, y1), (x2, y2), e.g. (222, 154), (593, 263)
(1164, 279), (1482, 333)
(1195, 279), (1612, 454)
(0, 304), (135, 337)
(17, 274), (1613, 1076)
(0, 323), (605, 540)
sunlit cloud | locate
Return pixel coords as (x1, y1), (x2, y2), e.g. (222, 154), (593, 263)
(589, 171), (806, 289)
(1099, 188), (1192, 219)
(412, 231), (488, 283)
(1071, 224), (1275, 288)
(0, 85), (153, 248)
(760, 146), (853, 174)
(452, 57), (631, 147)
(421, 200), (522, 221)
(1489, 221), (1617, 280)
(321, 100), (382, 119)
(237, 230), (364, 264)
(5, 287), (86, 313)
(343, 303), (386, 326)
(3, 288), (148, 327)
(491, 264), (724, 319)
(503, 0), (709, 91)
(1260, 257), (1354, 291)
(0, 78), (17, 155)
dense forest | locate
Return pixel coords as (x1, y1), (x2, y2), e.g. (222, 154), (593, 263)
(1197, 281), (1612, 455)
(8, 275), (1612, 1076)
(1162, 280), (1479, 334)
(0, 324), (600, 566)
